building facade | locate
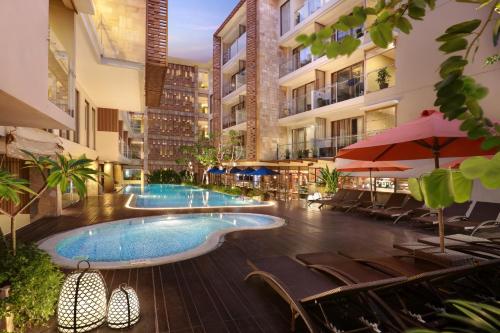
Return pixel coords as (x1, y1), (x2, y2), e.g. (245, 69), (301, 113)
(145, 59), (210, 172)
(212, 0), (500, 164)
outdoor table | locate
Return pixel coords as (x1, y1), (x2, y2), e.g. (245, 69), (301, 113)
(393, 243), (477, 267)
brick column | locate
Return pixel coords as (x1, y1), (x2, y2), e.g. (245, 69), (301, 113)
(212, 36), (222, 143)
(246, 0), (258, 161)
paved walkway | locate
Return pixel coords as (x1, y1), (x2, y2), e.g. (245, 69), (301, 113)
(23, 194), (431, 333)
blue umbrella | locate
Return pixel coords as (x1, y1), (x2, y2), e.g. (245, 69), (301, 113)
(208, 167), (225, 174)
(229, 167), (242, 174)
(248, 167), (279, 176)
(240, 167), (255, 175)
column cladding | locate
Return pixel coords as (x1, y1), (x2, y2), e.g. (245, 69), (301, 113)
(212, 36), (222, 140)
(245, 0), (258, 160)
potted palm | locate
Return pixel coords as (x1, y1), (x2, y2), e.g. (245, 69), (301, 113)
(376, 67), (391, 89)
(318, 166), (345, 195)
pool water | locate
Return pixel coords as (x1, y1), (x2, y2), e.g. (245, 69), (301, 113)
(124, 184), (271, 209)
(38, 213), (284, 269)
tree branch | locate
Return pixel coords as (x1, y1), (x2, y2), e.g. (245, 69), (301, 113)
(464, 1), (497, 60)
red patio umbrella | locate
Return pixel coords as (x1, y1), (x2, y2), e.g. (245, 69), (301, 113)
(443, 155), (493, 169)
(338, 161), (411, 203)
(337, 110), (496, 252)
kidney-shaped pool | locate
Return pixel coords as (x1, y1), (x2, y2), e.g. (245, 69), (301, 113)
(38, 213), (284, 269)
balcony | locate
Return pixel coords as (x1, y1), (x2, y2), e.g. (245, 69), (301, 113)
(276, 134), (364, 160)
(223, 32), (247, 65)
(223, 72), (246, 97)
(294, 0), (332, 26)
(280, 77), (364, 118)
(279, 48), (322, 77)
(48, 29), (73, 117)
(223, 107), (246, 129)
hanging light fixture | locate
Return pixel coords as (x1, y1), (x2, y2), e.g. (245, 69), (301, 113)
(57, 261), (107, 333)
(107, 284), (140, 329)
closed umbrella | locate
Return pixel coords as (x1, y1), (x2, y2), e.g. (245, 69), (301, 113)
(337, 161), (411, 203)
(337, 110), (495, 252)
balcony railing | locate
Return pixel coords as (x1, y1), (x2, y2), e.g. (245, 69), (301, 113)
(223, 32), (247, 65)
(366, 64), (396, 93)
(280, 77), (364, 118)
(48, 29), (73, 116)
(223, 72), (246, 96)
(223, 108), (246, 129)
(279, 48), (323, 77)
(295, 0), (332, 25)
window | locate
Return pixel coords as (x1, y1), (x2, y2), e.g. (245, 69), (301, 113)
(75, 90), (80, 143)
(331, 117), (364, 148)
(280, 1), (291, 36)
(333, 25), (364, 41)
(331, 62), (364, 102)
(92, 108), (96, 149)
(292, 81), (315, 115)
(292, 45), (312, 71)
(85, 100), (90, 147)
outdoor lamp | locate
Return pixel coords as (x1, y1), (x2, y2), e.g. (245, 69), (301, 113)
(57, 261), (107, 333)
(107, 284), (140, 329)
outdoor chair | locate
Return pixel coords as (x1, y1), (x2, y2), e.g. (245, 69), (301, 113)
(445, 201), (500, 233)
(324, 189), (362, 210)
(316, 189), (352, 209)
(310, 189), (346, 208)
(417, 236), (500, 260)
(372, 196), (424, 223)
(411, 201), (472, 227)
(337, 190), (372, 212)
(357, 193), (408, 216)
(306, 192), (322, 206)
(245, 256), (407, 332)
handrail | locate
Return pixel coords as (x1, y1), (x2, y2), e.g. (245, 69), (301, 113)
(223, 32), (247, 64)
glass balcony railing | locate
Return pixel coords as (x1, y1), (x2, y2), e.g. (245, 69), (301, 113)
(279, 48), (322, 77)
(223, 108), (246, 129)
(295, 0), (332, 25)
(223, 72), (246, 96)
(48, 29), (72, 116)
(280, 77), (364, 118)
(223, 32), (247, 65)
(366, 64), (396, 93)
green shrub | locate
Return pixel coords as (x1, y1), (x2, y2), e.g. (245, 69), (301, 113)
(146, 169), (182, 184)
(0, 244), (64, 332)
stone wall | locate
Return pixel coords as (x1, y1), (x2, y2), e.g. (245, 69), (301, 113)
(211, 36), (222, 141)
(245, 0), (258, 160)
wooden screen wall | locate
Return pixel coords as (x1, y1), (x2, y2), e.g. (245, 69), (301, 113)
(97, 108), (119, 132)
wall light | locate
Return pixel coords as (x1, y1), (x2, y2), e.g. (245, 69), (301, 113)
(107, 284), (140, 329)
(57, 261), (107, 333)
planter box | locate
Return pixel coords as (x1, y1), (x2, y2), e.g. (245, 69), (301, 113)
(0, 286), (14, 332)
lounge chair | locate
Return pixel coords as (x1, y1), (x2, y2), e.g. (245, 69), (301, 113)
(411, 201), (472, 227)
(306, 192), (322, 206)
(318, 189), (357, 209)
(446, 201), (500, 233)
(417, 236), (500, 260)
(324, 189), (363, 210)
(357, 193), (408, 215)
(245, 256), (406, 332)
(372, 196), (424, 223)
(337, 190), (372, 212)
(312, 189), (347, 208)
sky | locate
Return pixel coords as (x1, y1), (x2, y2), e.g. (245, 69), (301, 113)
(168, 0), (240, 63)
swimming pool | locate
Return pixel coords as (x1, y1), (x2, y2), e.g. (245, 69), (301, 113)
(124, 184), (273, 209)
(38, 213), (284, 269)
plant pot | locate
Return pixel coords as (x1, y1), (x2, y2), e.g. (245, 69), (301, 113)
(0, 285), (14, 333)
(378, 82), (389, 89)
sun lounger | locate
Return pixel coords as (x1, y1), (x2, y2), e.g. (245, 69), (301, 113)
(312, 189), (347, 208)
(357, 193), (408, 215)
(446, 201), (500, 233)
(318, 189), (359, 209)
(417, 236), (500, 260)
(372, 196), (424, 223)
(411, 201), (471, 226)
(337, 190), (372, 212)
(245, 256), (406, 332)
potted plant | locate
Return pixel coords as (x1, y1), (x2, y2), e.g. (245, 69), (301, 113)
(285, 149), (291, 160)
(318, 165), (345, 194)
(303, 149), (310, 158)
(376, 67), (391, 89)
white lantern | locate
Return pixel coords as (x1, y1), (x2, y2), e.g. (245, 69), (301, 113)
(107, 284), (140, 329)
(57, 261), (107, 333)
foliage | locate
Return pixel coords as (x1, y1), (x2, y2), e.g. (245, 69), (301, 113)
(297, 0), (500, 209)
(200, 184), (243, 196)
(0, 244), (64, 332)
(179, 169), (194, 183)
(376, 67), (391, 86)
(406, 299), (500, 333)
(318, 166), (345, 193)
(0, 151), (98, 253)
(0, 170), (34, 206)
(146, 169), (182, 184)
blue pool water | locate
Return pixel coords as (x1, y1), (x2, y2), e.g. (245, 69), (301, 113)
(39, 213), (284, 268)
(124, 184), (270, 209)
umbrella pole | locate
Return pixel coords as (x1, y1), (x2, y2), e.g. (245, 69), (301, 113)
(434, 151), (445, 253)
(369, 169), (374, 204)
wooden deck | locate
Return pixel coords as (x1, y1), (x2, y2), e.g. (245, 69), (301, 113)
(21, 194), (432, 333)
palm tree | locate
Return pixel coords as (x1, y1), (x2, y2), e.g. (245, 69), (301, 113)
(0, 151), (98, 254)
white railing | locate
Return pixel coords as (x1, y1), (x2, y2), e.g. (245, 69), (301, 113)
(223, 32), (247, 64)
(365, 64), (396, 93)
(48, 28), (72, 116)
(294, 0), (332, 26)
(279, 48), (323, 77)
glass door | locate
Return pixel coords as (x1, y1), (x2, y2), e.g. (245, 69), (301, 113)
(332, 62), (364, 102)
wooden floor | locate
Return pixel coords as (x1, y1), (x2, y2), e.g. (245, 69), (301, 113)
(22, 194), (433, 333)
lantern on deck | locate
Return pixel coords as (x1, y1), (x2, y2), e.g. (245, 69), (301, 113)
(57, 261), (107, 333)
(107, 284), (140, 329)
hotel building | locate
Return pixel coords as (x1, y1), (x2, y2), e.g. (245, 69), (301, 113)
(212, 0), (499, 170)
(144, 59), (211, 172)
(0, 0), (169, 234)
